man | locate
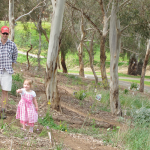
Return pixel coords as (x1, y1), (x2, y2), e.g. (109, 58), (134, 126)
(0, 26), (18, 119)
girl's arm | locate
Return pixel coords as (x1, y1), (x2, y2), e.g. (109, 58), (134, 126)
(16, 89), (22, 93)
(33, 97), (38, 111)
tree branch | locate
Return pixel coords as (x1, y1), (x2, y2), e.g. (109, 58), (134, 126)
(121, 24), (129, 33)
(15, 0), (46, 22)
(106, 0), (112, 14)
(122, 47), (141, 55)
(66, 2), (102, 35)
(96, 0), (106, 17)
(119, 0), (131, 9)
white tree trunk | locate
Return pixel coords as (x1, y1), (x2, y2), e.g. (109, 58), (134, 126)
(9, 0), (15, 41)
(139, 40), (150, 92)
(45, 0), (65, 111)
(109, 0), (122, 116)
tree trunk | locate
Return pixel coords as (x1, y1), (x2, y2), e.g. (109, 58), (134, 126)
(86, 31), (98, 84)
(78, 13), (85, 77)
(109, 0), (122, 116)
(100, 35), (109, 89)
(61, 50), (68, 73)
(128, 54), (138, 75)
(139, 40), (150, 92)
(37, 30), (42, 70)
(99, 1), (109, 89)
(9, 0), (15, 41)
(45, 0), (65, 111)
(78, 46), (85, 77)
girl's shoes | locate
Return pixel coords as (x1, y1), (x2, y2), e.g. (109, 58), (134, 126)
(29, 127), (33, 133)
(21, 128), (26, 131)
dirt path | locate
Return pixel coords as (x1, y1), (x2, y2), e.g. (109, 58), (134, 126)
(52, 130), (118, 150)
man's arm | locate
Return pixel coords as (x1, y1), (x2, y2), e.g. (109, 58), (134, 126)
(12, 44), (18, 65)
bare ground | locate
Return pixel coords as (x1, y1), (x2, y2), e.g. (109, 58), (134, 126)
(0, 63), (130, 150)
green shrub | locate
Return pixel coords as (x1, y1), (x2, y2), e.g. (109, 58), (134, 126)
(10, 73), (24, 96)
(124, 89), (128, 94)
(38, 113), (68, 132)
(75, 90), (87, 100)
(130, 82), (138, 90)
(123, 126), (150, 150)
(132, 107), (150, 126)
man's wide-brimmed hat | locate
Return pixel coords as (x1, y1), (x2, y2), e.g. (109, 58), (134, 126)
(1, 26), (9, 33)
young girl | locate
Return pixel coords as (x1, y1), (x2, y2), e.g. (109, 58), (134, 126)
(16, 79), (38, 133)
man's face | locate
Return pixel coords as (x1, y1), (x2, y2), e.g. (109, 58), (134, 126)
(0, 32), (9, 41)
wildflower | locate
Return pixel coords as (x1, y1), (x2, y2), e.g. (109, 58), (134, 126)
(82, 93), (86, 96)
(65, 130), (67, 132)
(90, 106), (91, 108)
(46, 126), (49, 129)
(24, 137), (28, 140)
(42, 117), (43, 119)
(48, 101), (51, 105)
(37, 129), (39, 131)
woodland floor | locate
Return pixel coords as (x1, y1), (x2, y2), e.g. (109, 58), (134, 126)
(0, 63), (133, 150)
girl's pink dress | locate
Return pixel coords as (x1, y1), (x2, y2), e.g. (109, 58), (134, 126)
(16, 88), (38, 126)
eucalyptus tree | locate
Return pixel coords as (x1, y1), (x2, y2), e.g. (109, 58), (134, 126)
(45, 0), (66, 111)
(118, 0), (150, 73)
(8, 0), (47, 42)
(109, 0), (134, 115)
(109, 0), (150, 115)
(9, 0), (14, 41)
(59, 28), (75, 73)
(140, 40), (150, 92)
(119, 0), (150, 92)
(66, 0), (110, 88)
(29, 0), (50, 70)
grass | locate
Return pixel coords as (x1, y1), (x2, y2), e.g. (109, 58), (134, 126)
(120, 79), (150, 86)
(17, 53), (47, 68)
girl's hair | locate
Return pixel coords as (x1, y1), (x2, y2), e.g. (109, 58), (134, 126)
(24, 79), (33, 87)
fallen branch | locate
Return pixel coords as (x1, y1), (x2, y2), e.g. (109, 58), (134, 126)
(26, 45), (33, 70)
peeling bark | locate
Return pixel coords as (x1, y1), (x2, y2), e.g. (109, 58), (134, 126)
(140, 40), (150, 92)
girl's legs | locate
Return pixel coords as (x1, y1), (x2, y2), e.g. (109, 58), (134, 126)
(29, 123), (34, 133)
(20, 121), (26, 130)
(23, 124), (26, 130)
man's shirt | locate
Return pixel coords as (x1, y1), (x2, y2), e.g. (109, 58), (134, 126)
(0, 39), (18, 74)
